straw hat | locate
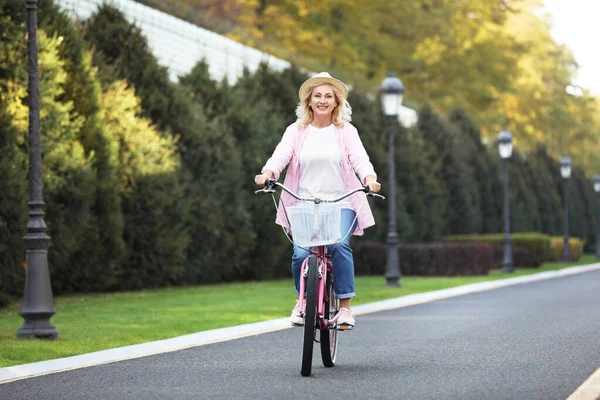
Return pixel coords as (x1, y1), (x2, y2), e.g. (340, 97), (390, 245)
(298, 72), (348, 101)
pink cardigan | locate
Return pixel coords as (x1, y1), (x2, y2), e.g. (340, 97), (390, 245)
(262, 122), (377, 236)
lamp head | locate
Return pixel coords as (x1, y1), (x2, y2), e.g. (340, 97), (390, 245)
(497, 129), (513, 159)
(560, 156), (572, 179)
(379, 72), (405, 117)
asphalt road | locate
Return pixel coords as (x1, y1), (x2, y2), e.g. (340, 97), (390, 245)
(2, 270), (599, 400)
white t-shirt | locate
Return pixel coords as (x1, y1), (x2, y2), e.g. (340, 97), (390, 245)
(297, 124), (351, 208)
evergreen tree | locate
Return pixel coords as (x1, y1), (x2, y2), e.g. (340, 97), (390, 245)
(0, 6), (28, 305)
(225, 67), (296, 279)
(0, 0), (125, 293)
(37, 0), (127, 286)
(2, 30), (97, 294)
(177, 59), (234, 120)
(0, 109), (28, 306)
(504, 151), (539, 233)
(569, 166), (596, 250)
(519, 147), (558, 235)
(401, 125), (448, 242)
(418, 105), (479, 235)
(100, 81), (189, 287)
(84, 5), (253, 284)
(448, 108), (502, 234)
(532, 148), (594, 245)
(529, 147), (563, 235)
(342, 85), (390, 241)
(181, 108), (255, 283)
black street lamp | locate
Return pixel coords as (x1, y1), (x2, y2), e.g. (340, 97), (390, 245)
(560, 156), (572, 262)
(594, 174), (600, 260)
(17, 0), (59, 340)
(379, 72), (405, 287)
(497, 129), (514, 273)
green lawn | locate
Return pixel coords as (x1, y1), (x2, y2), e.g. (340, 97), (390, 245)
(0, 254), (597, 368)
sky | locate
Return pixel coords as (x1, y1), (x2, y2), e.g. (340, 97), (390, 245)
(542, 0), (600, 95)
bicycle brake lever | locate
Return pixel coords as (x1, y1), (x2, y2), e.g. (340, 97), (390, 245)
(363, 186), (385, 200)
(367, 192), (386, 200)
(254, 188), (276, 194)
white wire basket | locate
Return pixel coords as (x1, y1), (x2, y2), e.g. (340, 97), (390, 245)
(287, 202), (343, 247)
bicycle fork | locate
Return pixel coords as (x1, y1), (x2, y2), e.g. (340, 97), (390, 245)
(298, 253), (337, 334)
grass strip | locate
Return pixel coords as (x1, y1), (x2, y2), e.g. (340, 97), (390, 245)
(0, 254), (597, 368)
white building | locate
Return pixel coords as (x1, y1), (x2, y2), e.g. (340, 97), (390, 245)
(56, 0), (291, 83)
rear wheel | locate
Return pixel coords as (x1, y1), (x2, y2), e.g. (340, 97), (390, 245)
(301, 255), (319, 377)
(320, 272), (338, 367)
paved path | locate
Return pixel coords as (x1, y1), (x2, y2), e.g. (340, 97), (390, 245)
(1, 265), (600, 399)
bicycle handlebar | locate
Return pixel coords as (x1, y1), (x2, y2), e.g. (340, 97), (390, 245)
(255, 179), (385, 202)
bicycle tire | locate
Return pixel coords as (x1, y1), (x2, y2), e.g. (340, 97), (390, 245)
(320, 271), (338, 367)
(301, 255), (319, 377)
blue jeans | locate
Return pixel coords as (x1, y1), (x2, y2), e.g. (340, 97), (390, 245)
(291, 209), (357, 299)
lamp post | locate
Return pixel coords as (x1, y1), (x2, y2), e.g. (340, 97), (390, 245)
(594, 174), (600, 260)
(560, 156), (572, 262)
(379, 72), (405, 287)
(17, 0), (59, 340)
(497, 130), (513, 273)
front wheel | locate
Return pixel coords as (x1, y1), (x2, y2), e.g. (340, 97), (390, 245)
(301, 255), (319, 377)
(320, 271), (338, 367)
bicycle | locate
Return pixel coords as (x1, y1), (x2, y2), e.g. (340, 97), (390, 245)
(256, 179), (384, 377)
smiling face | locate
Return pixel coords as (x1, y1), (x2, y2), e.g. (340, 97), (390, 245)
(309, 84), (338, 120)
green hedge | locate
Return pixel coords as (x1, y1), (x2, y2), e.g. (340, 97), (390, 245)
(491, 246), (541, 268)
(444, 232), (553, 264)
(352, 240), (495, 276)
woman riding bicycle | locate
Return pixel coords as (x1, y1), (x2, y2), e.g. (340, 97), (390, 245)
(254, 72), (381, 329)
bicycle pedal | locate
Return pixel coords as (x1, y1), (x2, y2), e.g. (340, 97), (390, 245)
(336, 324), (354, 331)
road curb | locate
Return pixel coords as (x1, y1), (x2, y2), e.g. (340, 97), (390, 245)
(2, 262), (599, 384)
(567, 368), (600, 400)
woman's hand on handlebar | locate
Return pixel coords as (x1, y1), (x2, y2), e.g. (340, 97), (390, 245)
(254, 174), (269, 187)
(254, 170), (274, 187)
(364, 176), (381, 193)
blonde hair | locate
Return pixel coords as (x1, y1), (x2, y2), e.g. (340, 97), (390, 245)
(295, 84), (352, 128)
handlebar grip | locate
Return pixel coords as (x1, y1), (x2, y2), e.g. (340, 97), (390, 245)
(265, 178), (275, 189)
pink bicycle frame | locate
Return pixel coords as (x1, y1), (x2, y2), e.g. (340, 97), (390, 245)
(297, 245), (334, 330)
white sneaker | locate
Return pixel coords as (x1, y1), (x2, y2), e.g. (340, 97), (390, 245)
(290, 299), (306, 326)
(331, 308), (355, 330)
